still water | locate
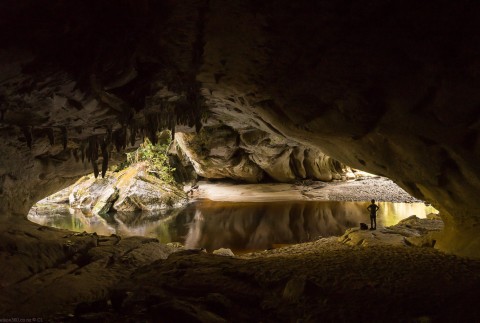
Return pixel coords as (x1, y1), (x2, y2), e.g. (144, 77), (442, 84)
(28, 200), (437, 253)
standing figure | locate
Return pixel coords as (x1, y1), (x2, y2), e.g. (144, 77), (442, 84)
(367, 199), (379, 230)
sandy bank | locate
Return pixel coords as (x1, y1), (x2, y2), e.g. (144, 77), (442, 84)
(190, 176), (423, 203)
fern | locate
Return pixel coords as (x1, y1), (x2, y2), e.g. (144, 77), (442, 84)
(116, 131), (176, 185)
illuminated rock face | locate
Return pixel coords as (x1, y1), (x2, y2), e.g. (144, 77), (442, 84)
(1, 0), (480, 256)
(175, 124), (350, 183)
(68, 163), (187, 214)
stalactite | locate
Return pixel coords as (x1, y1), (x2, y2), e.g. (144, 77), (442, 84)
(105, 126), (112, 145)
(130, 123), (137, 147)
(105, 126), (113, 154)
(92, 159), (99, 178)
(101, 139), (108, 178)
(90, 136), (98, 162)
(169, 113), (175, 140)
(195, 117), (202, 133)
(187, 109), (195, 128)
(140, 126), (146, 143)
(73, 148), (79, 162)
(60, 126), (67, 150)
(146, 114), (158, 145)
(112, 130), (119, 152)
(171, 125), (175, 141)
(46, 128), (55, 146)
(80, 144), (85, 163)
(86, 141), (91, 162)
(121, 127), (127, 151)
(85, 136), (100, 178)
(21, 126), (33, 149)
(113, 129), (120, 152)
(112, 127), (128, 152)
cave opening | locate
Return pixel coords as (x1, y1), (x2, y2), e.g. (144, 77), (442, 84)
(3, 0), (480, 321)
(26, 132), (439, 254)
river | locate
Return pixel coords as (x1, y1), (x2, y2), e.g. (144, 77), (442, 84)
(28, 199), (438, 253)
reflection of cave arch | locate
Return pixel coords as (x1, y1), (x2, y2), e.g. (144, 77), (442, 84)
(181, 201), (368, 251)
(174, 200), (436, 252)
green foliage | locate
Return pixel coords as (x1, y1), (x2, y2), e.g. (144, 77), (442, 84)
(116, 131), (176, 185)
(189, 126), (219, 156)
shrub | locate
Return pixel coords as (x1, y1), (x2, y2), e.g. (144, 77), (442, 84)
(116, 131), (176, 185)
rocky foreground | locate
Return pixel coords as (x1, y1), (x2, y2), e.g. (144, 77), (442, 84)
(1, 213), (480, 322)
(12, 177), (469, 321)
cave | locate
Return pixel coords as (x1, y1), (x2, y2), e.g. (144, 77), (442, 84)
(1, 0), (480, 321)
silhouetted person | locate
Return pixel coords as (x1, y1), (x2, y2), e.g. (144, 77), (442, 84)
(367, 199), (379, 230)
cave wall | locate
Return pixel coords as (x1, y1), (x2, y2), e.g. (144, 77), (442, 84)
(196, 0), (480, 256)
(1, 0), (480, 256)
(0, 0), (204, 215)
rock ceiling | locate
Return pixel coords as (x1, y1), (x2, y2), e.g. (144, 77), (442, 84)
(1, 0), (480, 256)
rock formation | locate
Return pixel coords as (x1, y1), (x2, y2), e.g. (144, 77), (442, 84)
(176, 126), (264, 183)
(175, 124), (351, 183)
(1, 0), (480, 258)
(339, 215), (444, 248)
(69, 163), (187, 214)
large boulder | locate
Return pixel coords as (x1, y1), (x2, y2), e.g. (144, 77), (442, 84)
(69, 176), (119, 216)
(175, 126), (264, 183)
(339, 215), (444, 248)
(69, 163), (187, 215)
(175, 124), (351, 183)
(241, 129), (350, 182)
(113, 164), (187, 212)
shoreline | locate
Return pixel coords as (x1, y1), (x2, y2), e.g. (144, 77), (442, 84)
(189, 176), (424, 204)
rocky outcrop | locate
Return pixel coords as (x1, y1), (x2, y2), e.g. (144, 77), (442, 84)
(339, 215), (444, 248)
(175, 124), (352, 183)
(69, 163), (187, 214)
(212, 248), (235, 257)
(0, 219), (178, 317)
(241, 128), (352, 182)
(175, 126), (264, 183)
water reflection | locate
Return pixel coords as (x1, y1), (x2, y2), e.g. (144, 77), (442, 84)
(28, 200), (437, 253)
(28, 207), (116, 236)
